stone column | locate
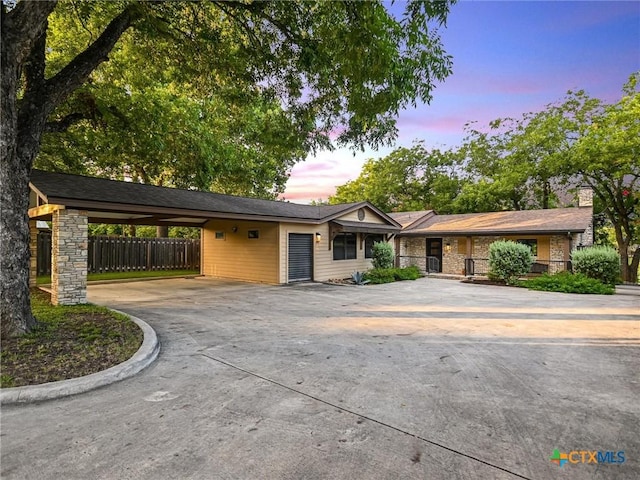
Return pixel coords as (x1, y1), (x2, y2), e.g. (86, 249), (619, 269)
(29, 220), (38, 288)
(52, 209), (88, 305)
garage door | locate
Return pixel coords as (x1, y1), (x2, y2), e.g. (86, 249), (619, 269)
(288, 233), (313, 282)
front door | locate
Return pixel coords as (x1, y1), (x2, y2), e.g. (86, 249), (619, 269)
(426, 238), (442, 273)
(288, 234), (313, 282)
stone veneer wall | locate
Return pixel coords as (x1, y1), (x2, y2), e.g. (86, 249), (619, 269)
(400, 233), (579, 275)
(577, 220), (594, 247)
(398, 237), (427, 271)
(29, 220), (38, 288)
(51, 209), (88, 305)
(441, 236), (466, 275)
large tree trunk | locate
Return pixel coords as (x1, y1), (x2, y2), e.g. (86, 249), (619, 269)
(0, 132), (39, 338)
(614, 224), (638, 283)
(629, 247), (640, 284)
(1, 2), (57, 337)
(1, 2), (134, 336)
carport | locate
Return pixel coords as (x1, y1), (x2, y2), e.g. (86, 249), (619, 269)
(28, 170), (400, 304)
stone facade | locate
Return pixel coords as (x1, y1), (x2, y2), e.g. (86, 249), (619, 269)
(29, 220), (38, 288)
(397, 237), (427, 271)
(442, 236), (467, 275)
(51, 209), (88, 305)
(399, 234), (576, 276)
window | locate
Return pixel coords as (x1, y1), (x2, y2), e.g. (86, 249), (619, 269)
(517, 239), (538, 256)
(215, 231), (225, 240)
(365, 234), (384, 258)
(333, 233), (357, 260)
(248, 230), (259, 239)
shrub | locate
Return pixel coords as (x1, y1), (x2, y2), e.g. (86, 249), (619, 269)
(524, 272), (614, 295)
(364, 266), (422, 284)
(572, 246), (620, 285)
(351, 271), (370, 285)
(393, 265), (421, 281)
(371, 241), (394, 269)
(364, 268), (396, 284)
(488, 240), (533, 285)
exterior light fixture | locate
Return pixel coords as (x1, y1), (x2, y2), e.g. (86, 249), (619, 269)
(232, 226), (238, 233)
(445, 242), (451, 253)
(315, 232), (322, 243)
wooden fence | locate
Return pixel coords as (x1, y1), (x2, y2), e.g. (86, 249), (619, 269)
(37, 232), (200, 275)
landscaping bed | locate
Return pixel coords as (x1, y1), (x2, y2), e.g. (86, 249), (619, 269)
(0, 289), (143, 388)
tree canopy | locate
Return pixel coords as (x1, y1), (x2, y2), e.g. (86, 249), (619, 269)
(329, 142), (463, 212)
(330, 73), (640, 281)
(1, 0), (455, 336)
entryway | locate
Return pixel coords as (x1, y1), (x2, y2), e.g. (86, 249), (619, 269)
(426, 238), (443, 273)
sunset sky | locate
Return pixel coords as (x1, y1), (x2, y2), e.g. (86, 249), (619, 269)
(282, 0), (640, 203)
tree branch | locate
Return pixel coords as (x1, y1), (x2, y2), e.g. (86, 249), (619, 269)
(44, 112), (89, 133)
(44, 4), (139, 111)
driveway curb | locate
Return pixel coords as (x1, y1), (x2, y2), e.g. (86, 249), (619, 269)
(0, 312), (159, 405)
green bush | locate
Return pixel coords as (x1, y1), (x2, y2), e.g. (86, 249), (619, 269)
(488, 240), (533, 285)
(364, 266), (422, 284)
(524, 271), (614, 295)
(572, 246), (620, 285)
(364, 268), (396, 284)
(394, 265), (421, 280)
(371, 241), (395, 269)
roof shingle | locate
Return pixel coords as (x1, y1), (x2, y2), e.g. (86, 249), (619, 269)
(399, 208), (592, 236)
(30, 170), (362, 222)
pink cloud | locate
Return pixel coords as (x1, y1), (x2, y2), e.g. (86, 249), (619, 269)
(279, 183), (336, 203)
(290, 161), (337, 175)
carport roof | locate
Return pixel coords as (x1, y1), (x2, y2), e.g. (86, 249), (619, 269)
(29, 170), (399, 227)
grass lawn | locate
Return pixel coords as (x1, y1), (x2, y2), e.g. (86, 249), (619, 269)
(0, 289), (143, 388)
(37, 269), (200, 285)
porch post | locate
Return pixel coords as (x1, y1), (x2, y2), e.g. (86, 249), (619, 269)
(29, 220), (38, 288)
(51, 209), (88, 305)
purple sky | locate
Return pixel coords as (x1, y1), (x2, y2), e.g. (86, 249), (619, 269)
(283, 0), (640, 203)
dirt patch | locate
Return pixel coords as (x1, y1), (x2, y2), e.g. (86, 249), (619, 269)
(0, 289), (143, 388)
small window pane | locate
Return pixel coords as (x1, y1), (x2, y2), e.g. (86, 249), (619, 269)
(333, 233), (357, 260)
(248, 230), (259, 239)
(215, 231), (225, 240)
(517, 239), (537, 256)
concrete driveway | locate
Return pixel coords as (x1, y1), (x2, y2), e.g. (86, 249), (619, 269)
(2, 277), (638, 480)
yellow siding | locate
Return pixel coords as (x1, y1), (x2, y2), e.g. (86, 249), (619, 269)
(537, 237), (550, 261)
(202, 219), (279, 283)
(337, 207), (387, 224)
(279, 223), (381, 283)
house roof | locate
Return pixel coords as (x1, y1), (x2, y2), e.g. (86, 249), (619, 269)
(331, 219), (400, 235)
(28, 170), (399, 227)
(388, 210), (434, 229)
(398, 208), (592, 236)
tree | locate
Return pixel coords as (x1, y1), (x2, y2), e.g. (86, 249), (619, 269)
(1, 0), (454, 336)
(561, 74), (640, 282)
(456, 74), (639, 281)
(454, 111), (568, 213)
(37, 5), (312, 197)
(329, 142), (464, 212)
